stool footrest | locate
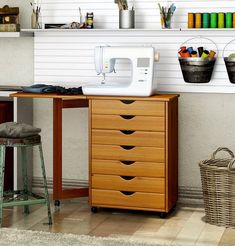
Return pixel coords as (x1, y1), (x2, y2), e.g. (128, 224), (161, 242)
(2, 190), (47, 208)
(2, 198), (46, 208)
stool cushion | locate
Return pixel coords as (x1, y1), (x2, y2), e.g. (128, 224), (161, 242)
(0, 122), (41, 138)
(0, 135), (41, 146)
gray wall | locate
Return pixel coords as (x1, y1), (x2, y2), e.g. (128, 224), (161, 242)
(1, 1), (235, 198)
(0, 0), (33, 85)
(179, 93), (235, 188)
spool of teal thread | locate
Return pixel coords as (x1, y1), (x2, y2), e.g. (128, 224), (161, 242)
(226, 12), (233, 28)
(202, 13), (210, 28)
(218, 12), (225, 28)
(210, 13), (218, 28)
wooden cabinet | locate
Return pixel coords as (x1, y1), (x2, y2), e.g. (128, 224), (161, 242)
(89, 95), (178, 215)
(0, 101), (13, 191)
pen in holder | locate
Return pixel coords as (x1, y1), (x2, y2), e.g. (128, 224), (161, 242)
(158, 3), (176, 29)
(30, 2), (41, 29)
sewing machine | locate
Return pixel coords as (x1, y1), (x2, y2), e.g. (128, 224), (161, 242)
(82, 46), (158, 96)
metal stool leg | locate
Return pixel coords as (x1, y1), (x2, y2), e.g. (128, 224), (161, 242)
(38, 143), (52, 225)
(21, 146), (29, 214)
(0, 145), (6, 227)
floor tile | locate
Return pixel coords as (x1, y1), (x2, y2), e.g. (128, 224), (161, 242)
(195, 224), (225, 246)
(3, 199), (234, 246)
(219, 228), (235, 244)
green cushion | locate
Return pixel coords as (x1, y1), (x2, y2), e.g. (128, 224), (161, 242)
(0, 122), (41, 138)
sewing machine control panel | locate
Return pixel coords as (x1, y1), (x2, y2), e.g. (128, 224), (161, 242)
(137, 58), (151, 83)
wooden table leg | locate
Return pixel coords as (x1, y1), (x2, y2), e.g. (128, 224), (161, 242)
(53, 98), (63, 204)
(53, 98), (89, 206)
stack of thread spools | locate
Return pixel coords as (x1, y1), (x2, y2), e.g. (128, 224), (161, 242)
(178, 46), (216, 58)
(188, 12), (235, 28)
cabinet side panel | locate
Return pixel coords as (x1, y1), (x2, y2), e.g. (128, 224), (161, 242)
(89, 100), (92, 205)
(166, 98), (178, 212)
(0, 101), (13, 191)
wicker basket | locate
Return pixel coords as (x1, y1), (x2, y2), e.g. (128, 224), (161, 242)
(199, 147), (235, 228)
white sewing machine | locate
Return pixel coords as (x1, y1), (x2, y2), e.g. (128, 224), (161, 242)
(82, 46), (158, 96)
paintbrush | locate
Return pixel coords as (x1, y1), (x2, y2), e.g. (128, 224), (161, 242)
(132, 0), (135, 10)
(121, 0), (128, 10)
(30, 2), (35, 13)
(162, 6), (167, 27)
(158, 3), (162, 14)
(116, 0), (123, 10)
(116, 0), (128, 10)
(79, 7), (82, 23)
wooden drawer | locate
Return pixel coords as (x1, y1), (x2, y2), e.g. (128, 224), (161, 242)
(92, 100), (165, 116)
(92, 174), (165, 193)
(92, 189), (165, 210)
(92, 129), (165, 147)
(92, 115), (165, 132)
(92, 145), (165, 162)
(92, 159), (165, 178)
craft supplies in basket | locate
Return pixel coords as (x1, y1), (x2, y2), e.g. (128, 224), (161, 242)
(178, 37), (217, 83)
(199, 147), (235, 228)
(223, 39), (235, 84)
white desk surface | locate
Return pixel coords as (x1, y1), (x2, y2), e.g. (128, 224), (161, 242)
(0, 91), (16, 97)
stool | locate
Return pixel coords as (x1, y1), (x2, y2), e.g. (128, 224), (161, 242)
(0, 134), (52, 227)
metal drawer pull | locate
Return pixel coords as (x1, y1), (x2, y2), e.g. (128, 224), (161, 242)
(120, 130), (135, 135)
(120, 100), (135, 104)
(120, 145), (135, 150)
(120, 161), (136, 165)
(120, 176), (135, 180)
(120, 191), (135, 196)
(120, 115), (135, 120)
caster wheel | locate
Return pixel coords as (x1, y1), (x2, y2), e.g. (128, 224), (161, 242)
(91, 207), (98, 213)
(54, 200), (60, 207)
(160, 212), (167, 219)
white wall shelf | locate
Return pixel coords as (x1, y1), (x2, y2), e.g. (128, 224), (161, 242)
(22, 28), (235, 32)
(21, 28), (235, 37)
(0, 31), (33, 38)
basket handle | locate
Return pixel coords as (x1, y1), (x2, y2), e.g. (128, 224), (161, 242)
(222, 38), (235, 58)
(211, 147), (235, 160)
(180, 36), (218, 56)
(228, 158), (235, 172)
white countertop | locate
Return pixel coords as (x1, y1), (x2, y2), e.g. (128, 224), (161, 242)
(0, 91), (15, 97)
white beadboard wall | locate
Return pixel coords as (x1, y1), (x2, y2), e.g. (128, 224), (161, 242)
(34, 0), (235, 93)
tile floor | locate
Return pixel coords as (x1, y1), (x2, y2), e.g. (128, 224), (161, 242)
(2, 198), (235, 246)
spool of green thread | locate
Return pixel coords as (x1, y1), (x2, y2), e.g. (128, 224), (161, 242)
(226, 12), (233, 28)
(202, 13), (210, 28)
(210, 13), (218, 28)
(218, 12), (225, 28)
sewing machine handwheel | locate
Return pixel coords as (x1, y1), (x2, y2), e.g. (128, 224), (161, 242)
(91, 207), (98, 213)
(154, 52), (160, 62)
